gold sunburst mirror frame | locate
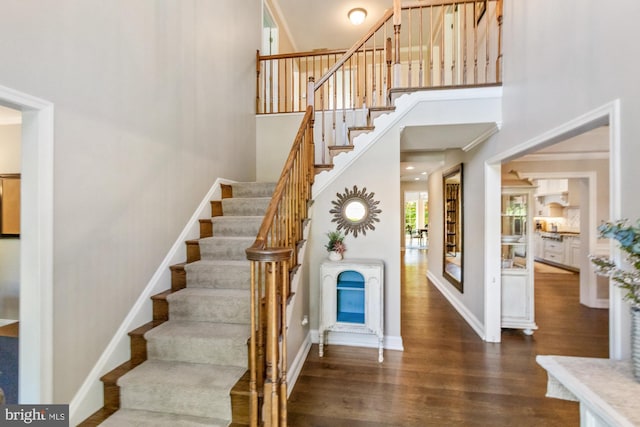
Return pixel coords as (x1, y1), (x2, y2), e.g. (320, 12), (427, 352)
(329, 185), (382, 237)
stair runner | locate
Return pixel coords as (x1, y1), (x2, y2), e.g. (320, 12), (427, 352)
(100, 182), (275, 426)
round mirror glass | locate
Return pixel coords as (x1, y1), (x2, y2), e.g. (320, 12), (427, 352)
(344, 200), (367, 222)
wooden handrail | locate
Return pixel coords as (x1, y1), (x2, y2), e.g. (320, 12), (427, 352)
(313, 8), (394, 90)
(246, 105), (315, 426)
(258, 48), (349, 61)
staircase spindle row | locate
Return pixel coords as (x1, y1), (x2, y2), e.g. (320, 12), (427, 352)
(256, 1), (503, 107)
(246, 106), (315, 426)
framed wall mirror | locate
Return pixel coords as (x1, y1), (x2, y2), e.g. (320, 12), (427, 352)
(443, 164), (463, 292)
(330, 185), (382, 237)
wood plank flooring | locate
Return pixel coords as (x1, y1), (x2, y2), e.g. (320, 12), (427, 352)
(287, 250), (609, 426)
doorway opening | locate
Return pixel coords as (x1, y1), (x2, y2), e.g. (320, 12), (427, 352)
(484, 101), (622, 358)
(0, 85), (54, 403)
(404, 191), (428, 249)
(0, 105), (21, 403)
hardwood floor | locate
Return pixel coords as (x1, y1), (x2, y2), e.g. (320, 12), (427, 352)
(287, 250), (609, 426)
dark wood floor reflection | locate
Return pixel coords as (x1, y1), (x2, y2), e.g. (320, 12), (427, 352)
(287, 249), (609, 426)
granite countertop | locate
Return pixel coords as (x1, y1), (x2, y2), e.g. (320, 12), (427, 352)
(537, 355), (640, 427)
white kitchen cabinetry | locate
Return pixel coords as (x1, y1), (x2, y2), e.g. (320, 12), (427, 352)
(501, 186), (537, 335)
(536, 179), (568, 195)
(537, 233), (581, 271)
(543, 238), (564, 264)
(564, 235), (581, 269)
(534, 233), (544, 259)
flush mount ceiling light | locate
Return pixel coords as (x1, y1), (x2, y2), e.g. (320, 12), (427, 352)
(348, 8), (367, 25)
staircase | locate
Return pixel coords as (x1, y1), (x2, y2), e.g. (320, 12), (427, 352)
(81, 182), (275, 426)
(322, 106), (395, 170)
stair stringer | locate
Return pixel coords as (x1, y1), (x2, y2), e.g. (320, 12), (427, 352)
(283, 213), (313, 398)
(69, 177), (237, 426)
(312, 86), (503, 198)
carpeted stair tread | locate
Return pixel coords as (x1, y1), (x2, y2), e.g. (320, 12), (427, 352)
(167, 288), (250, 323)
(145, 320), (249, 367)
(95, 182), (273, 426)
(198, 236), (255, 261)
(117, 359), (245, 420)
(211, 216), (263, 237)
(230, 182), (276, 198)
(99, 408), (229, 427)
(222, 197), (271, 216)
(185, 260), (250, 289)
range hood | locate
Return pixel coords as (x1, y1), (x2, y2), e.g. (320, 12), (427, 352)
(537, 192), (569, 207)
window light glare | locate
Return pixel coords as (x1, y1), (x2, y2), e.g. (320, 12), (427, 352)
(348, 8), (367, 26)
(405, 166), (415, 170)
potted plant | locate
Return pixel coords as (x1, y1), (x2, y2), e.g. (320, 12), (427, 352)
(590, 219), (640, 379)
(326, 230), (346, 261)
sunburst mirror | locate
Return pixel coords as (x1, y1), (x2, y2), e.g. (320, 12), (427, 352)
(330, 185), (381, 237)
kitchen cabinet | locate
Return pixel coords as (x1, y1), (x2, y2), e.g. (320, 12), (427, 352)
(543, 238), (564, 264)
(536, 179), (568, 195)
(537, 233), (581, 271)
(534, 233), (544, 259)
(501, 186), (537, 335)
(563, 235), (581, 269)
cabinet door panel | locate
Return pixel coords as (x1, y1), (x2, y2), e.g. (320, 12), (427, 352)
(501, 274), (529, 319)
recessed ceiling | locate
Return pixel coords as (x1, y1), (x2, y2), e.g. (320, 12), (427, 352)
(513, 126), (609, 162)
(399, 122), (498, 181)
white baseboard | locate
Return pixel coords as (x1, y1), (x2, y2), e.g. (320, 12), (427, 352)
(310, 329), (404, 351)
(287, 332), (312, 398)
(69, 177), (234, 425)
(591, 298), (610, 309)
(426, 271), (486, 340)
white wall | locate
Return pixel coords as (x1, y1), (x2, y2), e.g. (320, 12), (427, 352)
(308, 128), (402, 349)
(0, 0), (261, 403)
(0, 124), (21, 321)
(461, 0), (638, 348)
(0, 125), (21, 172)
(256, 113), (304, 182)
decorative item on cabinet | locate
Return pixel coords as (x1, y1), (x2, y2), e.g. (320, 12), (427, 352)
(325, 230), (346, 261)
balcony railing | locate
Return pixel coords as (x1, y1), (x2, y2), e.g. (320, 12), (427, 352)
(257, 0), (503, 116)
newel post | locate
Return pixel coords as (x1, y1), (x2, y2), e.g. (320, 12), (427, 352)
(393, 0), (402, 88)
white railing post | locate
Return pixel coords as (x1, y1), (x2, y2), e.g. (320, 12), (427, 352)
(393, 0), (402, 88)
(307, 77), (315, 108)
